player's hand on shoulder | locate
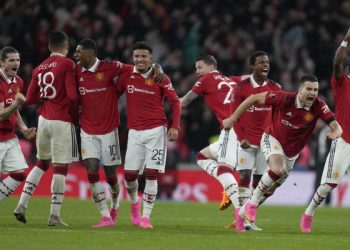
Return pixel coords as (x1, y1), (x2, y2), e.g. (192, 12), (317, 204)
(152, 63), (164, 82)
(22, 127), (36, 140)
(167, 128), (178, 141)
(240, 139), (251, 149)
(15, 93), (26, 106)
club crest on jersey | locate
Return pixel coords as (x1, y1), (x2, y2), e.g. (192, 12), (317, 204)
(96, 72), (104, 81)
(303, 112), (313, 122)
(239, 157), (246, 164)
(333, 171), (340, 179)
(273, 145), (280, 150)
(145, 78), (154, 87)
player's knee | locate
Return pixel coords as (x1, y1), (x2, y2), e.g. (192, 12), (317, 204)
(217, 165), (233, 176)
(87, 172), (100, 184)
(53, 165), (68, 176)
(9, 171), (26, 182)
(144, 168), (159, 180)
(196, 152), (207, 163)
(106, 175), (118, 186)
(36, 160), (50, 172)
(124, 171), (138, 182)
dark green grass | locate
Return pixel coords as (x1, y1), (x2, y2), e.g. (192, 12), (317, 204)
(1, 197), (349, 250)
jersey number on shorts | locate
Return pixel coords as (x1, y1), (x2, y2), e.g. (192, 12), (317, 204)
(218, 81), (236, 104)
(152, 149), (164, 164)
(37, 72), (57, 99)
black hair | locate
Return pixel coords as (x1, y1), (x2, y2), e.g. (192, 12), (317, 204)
(132, 41), (153, 53)
(249, 50), (268, 65)
(0, 46), (19, 61)
(196, 55), (217, 68)
(78, 39), (97, 55)
(300, 74), (318, 86)
(49, 31), (68, 49)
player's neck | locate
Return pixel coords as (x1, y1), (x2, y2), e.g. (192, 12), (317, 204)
(86, 57), (97, 69)
(252, 75), (266, 85)
(1, 68), (15, 81)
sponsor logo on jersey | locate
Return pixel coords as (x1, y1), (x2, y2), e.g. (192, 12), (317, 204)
(127, 85), (155, 95)
(79, 86), (107, 95)
(145, 78), (154, 87)
(303, 112), (313, 122)
(5, 98), (14, 105)
(96, 72), (104, 81)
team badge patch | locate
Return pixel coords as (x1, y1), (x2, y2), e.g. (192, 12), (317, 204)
(145, 78), (154, 87)
(239, 157), (246, 164)
(333, 171), (341, 179)
(96, 72), (104, 81)
(273, 145), (280, 150)
(303, 112), (313, 122)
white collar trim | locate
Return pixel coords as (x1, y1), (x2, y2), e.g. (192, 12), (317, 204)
(295, 94), (311, 110)
(0, 68), (16, 84)
(82, 58), (100, 72)
(250, 75), (268, 88)
(132, 66), (153, 78)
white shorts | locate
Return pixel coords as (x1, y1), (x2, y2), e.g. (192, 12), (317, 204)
(81, 128), (121, 166)
(0, 137), (27, 173)
(321, 137), (350, 185)
(236, 146), (267, 175)
(260, 133), (298, 173)
(209, 128), (238, 167)
(36, 116), (79, 164)
(124, 126), (167, 173)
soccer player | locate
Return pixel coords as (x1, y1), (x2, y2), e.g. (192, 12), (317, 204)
(230, 51), (281, 231)
(223, 74), (342, 232)
(74, 38), (132, 228)
(300, 28), (350, 233)
(116, 41), (181, 229)
(13, 31), (79, 226)
(0, 46), (36, 203)
(180, 55), (245, 230)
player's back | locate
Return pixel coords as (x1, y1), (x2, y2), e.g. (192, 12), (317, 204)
(28, 54), (77, 123)
(191, 71), (238, 124)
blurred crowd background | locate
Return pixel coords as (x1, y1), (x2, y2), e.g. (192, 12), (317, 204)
(1, 0), (350, 179)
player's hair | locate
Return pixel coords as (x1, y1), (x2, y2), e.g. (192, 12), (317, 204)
(196, 55), (217, 68)
(300, 74), (318, 86)
(0, 46), (19, 61)
(49, 31), (68, 49)
(249, 50), (268, 65)
(78, 39), (97, 55)
(132, 41), (153, 53)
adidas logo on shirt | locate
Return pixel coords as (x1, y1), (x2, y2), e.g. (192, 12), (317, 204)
(79, 77), (84, 82)
(286, 112), (292, 117)
(131, 75), (135, 79)
(8, 89), (13, 93)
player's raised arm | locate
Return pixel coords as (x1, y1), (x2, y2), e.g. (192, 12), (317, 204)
(333, 27), (350, 79)
(223, 91), (268, 130)
(179, 90), (199, 107)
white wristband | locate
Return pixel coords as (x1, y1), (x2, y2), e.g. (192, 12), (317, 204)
(341, 41), (348, 47)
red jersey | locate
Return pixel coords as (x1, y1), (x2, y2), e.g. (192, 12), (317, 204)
(0, 69), (23, 141)
(117, 67), (181, 130)
(330, 74), (350, 143)
(26, 53), (78, 123)
(77, 59), (132, 134)
(231, 76), (281, 146)
(265, 91), (335, 157)
(191, 71), (241, 125)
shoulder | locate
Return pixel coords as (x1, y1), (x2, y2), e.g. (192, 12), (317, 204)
(267, 79), (282, 89)
(236, 78), (251, 91)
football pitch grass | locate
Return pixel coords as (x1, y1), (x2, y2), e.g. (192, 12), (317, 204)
(1, 197), (349, 250)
